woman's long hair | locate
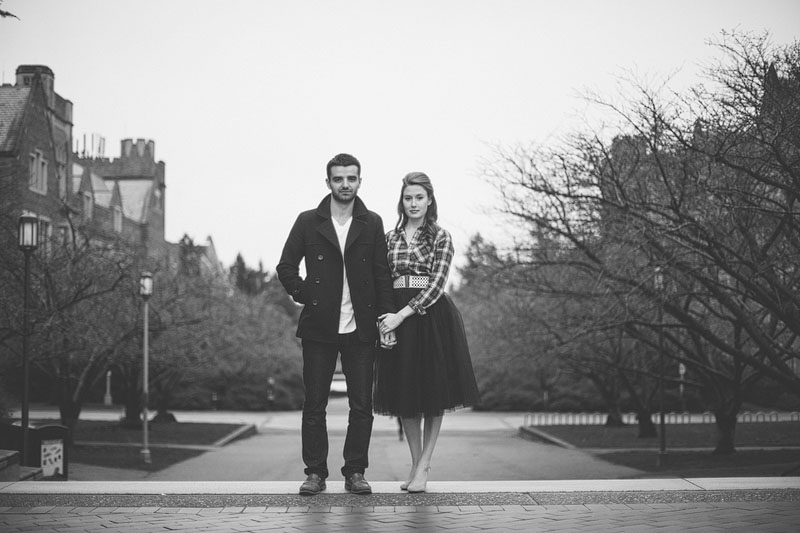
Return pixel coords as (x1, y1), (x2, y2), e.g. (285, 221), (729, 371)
(395, 172), (439, 240)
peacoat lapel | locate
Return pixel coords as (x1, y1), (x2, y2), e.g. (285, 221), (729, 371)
(344, 199), (368, 253)
(314, 196), (340, 251)
(314, 195), (368, 255)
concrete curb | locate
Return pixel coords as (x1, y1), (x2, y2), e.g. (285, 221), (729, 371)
(212, 424), (257, 447)
(3, 477), (800, 495)
(518, 426), (577, 450)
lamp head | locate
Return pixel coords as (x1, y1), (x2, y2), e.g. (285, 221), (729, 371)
(139, 271), (153, 299)
(654, 267), (664, 291)
(18, 215), (39, 251)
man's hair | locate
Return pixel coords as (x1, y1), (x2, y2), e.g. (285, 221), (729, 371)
(326, 153), (361, 179)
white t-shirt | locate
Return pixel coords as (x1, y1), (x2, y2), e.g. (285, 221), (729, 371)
(334, 216), (356, 334)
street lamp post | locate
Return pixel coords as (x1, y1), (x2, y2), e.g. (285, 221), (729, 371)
(17, 215), (38, 466)
(139, 272), (153, 464)
(654, 267), (667, 467)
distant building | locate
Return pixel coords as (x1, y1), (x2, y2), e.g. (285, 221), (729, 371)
(74, 138), (168, 260)
(0, 64), (225, 278)
(0, 65), (73, 253)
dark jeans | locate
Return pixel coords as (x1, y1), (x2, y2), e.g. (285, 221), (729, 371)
(301, 332), (374, 479)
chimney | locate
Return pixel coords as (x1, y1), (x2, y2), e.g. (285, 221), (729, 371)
(16, 65), (55, 106)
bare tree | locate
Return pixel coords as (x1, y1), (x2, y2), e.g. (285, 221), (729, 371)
(482, 30), (799, 453)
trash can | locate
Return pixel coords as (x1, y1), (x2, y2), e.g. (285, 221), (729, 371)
(0, 421), (68, 480)
(32, 424), (68, 480)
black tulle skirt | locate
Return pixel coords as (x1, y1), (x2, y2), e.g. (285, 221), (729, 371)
(373, 288), (480, 418)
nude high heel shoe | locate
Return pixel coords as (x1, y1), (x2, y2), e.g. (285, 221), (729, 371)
(407, 466), (430, 493)
(400, 464), (417, 490)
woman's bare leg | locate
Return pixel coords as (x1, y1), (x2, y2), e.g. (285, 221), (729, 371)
(400, 416), (422, 489)
(407, 414), (443, 492)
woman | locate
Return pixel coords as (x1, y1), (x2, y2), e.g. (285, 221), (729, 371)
(374, 171), (480, 493)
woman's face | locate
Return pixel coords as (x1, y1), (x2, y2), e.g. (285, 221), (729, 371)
(402, 184), (431, 224)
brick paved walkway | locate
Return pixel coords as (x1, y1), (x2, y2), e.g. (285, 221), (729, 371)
(2, 479), (799, 532)
(1, 501), (798, 532)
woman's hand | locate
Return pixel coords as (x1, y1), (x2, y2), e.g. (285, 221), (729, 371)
(379, 305), (415, 334)
(378, 312), (404, 333)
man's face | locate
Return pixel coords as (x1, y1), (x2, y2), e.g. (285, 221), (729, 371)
(327, 165), (361, 204)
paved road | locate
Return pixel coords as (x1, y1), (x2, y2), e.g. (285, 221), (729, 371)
(5, 401), (800, 531)
(43, 398), (643, 482)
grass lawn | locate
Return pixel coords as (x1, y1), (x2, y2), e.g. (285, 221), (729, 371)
(69, 445), (206, 472)
(534, 422), (800, 477)
(67, 419), (242, 446)
(33, 418), (245, 473)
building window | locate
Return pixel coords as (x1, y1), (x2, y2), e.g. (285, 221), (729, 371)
(38, 217), (52, 256)
(28, 150), (48, 194)
(83, 192), (93, 220)
(58, 225), (72, 246)
(113, 206), (122, 233)
(58, 164), (67, 200)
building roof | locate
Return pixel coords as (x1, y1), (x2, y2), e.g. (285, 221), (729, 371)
(73, 162), (113, 208)
(0, 84), (30, 152)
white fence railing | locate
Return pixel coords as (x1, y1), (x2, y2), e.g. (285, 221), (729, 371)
(523, 411), (800, 426)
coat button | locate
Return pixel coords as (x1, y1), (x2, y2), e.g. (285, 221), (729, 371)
(311, 300), (319, 306)
(317, 254), (324, 261)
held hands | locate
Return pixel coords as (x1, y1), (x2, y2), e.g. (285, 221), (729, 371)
(378, 306), (414, 349)
(379, 329), (397, 350)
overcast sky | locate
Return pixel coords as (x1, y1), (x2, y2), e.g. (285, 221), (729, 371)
(2, 0), (798, 274)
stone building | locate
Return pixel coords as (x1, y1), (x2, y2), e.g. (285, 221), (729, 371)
(0, 65), (73, 253)
(0, 64), (224, 278)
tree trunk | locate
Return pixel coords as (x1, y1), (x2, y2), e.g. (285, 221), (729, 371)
(119, 369), (142, 428)
(605, 411), (625, 427)
(636, 409), (658, 438)
(58, 400), (81, 446)
(152, 409), (176, 423)
(53, 369), (82, 445)
(587, 375), (626, 427)
(712, 410), (737, 455)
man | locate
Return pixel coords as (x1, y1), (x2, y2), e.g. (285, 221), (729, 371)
(277, 153), (394, 496)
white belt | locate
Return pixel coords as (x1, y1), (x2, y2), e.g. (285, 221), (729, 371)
(393, 275), (429, 289)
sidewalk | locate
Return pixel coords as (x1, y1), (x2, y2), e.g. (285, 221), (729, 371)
(1, 478), (799, 532)
(6, 405), (799, 530)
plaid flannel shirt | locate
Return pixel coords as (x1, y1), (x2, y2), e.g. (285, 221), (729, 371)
(386, 224), (454, 315)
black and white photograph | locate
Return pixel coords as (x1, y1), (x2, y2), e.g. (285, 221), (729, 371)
(1, 1), (798, 531)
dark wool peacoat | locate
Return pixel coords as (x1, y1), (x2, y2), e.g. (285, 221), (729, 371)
(277, 195), (395, 344)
